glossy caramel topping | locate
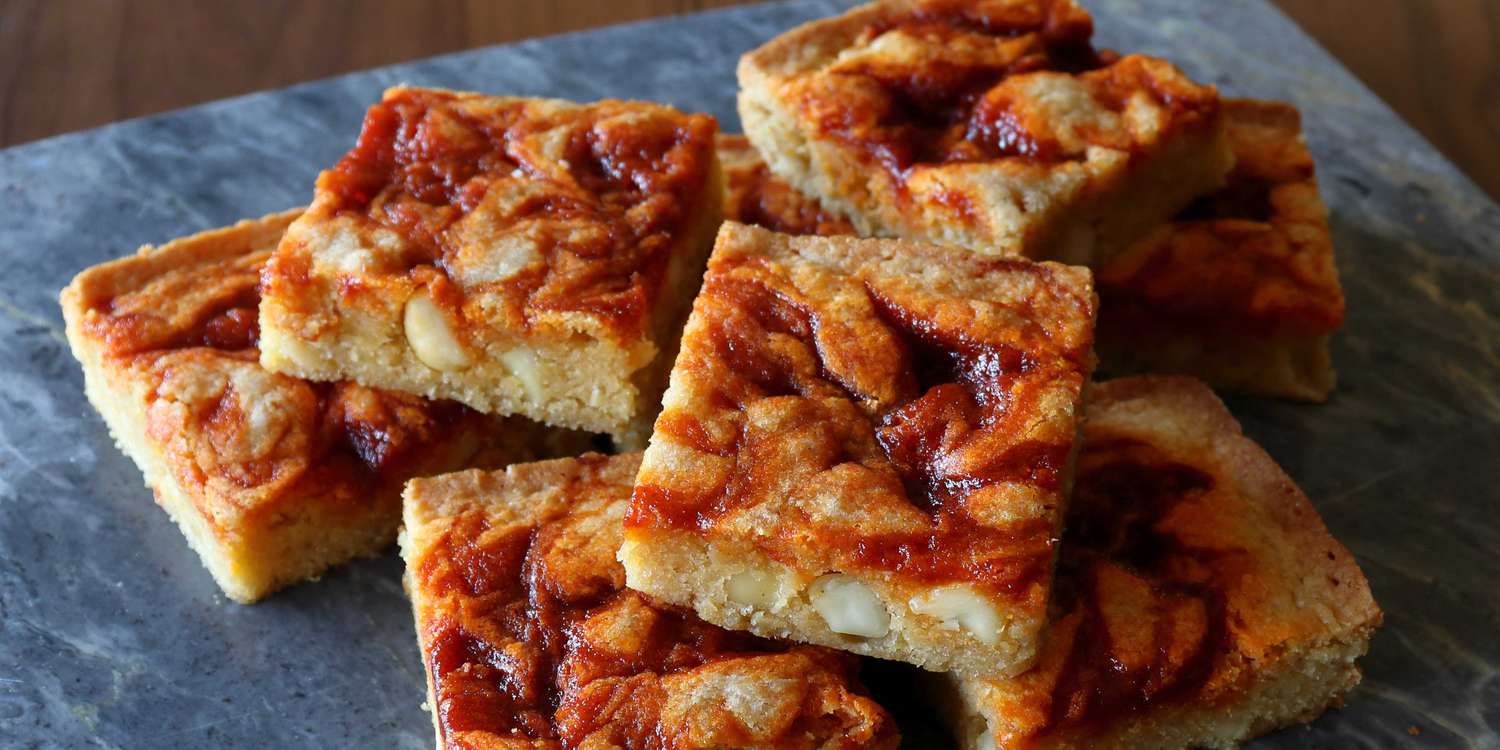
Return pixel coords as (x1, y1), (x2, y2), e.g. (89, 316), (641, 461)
(783, 0), (1216, 180)
(409, 454), (896, 748)
(718, 134), (856, 236)
(124, 343), (479, 514)
(82, 246), (269, 357)
(964, 378), (1381, 747)
(307, 87), (717, 339)
(74, 227), (529, 508)
(1037, 436), (1227, 736)
(1097, 99), (1344, 337)
(628, 225), (1095, 596)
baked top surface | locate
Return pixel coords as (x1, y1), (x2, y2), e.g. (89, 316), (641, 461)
(724, 97), (1341, 345)
(264, 87), (718, 343)
(60, 212), (548, 530)
(627, 222), (1095, 602)
(1096, 99), (1345, 337)
(11, 0), (1499, 743)
(403, 452), (896, 749)
(719, 134), (857, 237)
(972, 376), (1381, 744)
(742, 0), (1219, 187)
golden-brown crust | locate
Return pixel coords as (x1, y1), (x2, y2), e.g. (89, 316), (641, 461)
(623, 223), (1095, 673)
(631, 222), (1095, 589)
(257, 88), (721, 439)
(748, 0), (1103, 172)
(264, 87), (718, 345)
(1096, 99), (1344, 341)
(60, 211), (588, 601)
(402, 453), (899, 749)
(958, 375), (1381, 747)
(738, 0), (1230, 260)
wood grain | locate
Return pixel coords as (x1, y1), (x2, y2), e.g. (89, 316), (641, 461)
(2, 0), (1496, 199)
(1269, 0), (1499, 198)
(0, 0), (752, 145)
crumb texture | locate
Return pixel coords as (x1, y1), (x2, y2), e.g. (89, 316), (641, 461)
(719, 133), (857, 236)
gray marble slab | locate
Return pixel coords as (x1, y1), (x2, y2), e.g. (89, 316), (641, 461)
(1, 0), (1497, 747)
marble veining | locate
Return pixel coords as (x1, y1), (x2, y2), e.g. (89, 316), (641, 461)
(0, 1), (1496, 747)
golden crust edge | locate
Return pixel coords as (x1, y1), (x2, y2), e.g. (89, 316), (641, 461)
(737, 4), (1235, 263)
(257, 137), (724, 441)
(932, 375), (1380, 748)
(57, 209), (406, 605)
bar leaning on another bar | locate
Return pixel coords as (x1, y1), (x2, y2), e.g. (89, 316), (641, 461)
(933, 376), (1381, 749)
(621, 221), (1097, 680)
(60, 211), (590, 603)
(402, 452), (899, 749)
(717, 98), (1346, 401)
(258, 87), (724, 447)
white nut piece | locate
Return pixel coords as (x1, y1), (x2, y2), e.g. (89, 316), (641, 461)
(976, 724), (997, 750)
(809, 574), (889, 639)
(909, 584), (1003, 645)
(404, 291), (471, 371)
(500, 348), (543, 401)
(726, 568), (783, 611)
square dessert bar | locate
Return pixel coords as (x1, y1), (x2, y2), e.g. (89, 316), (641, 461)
(621, 222), (1098, 679)
(723, 99), (1344, 402)
(401, 452), (898, 749)
(1094, 99), (1345, 400)
(60, 212), (589, 603)
(738, 0), (1233, 264)
(259, 87), (723, 447)
(936, 376), (1381, 749)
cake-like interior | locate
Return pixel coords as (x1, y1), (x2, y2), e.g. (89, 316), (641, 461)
(258, 87), (722, 445)
(59, 211), (589, 603)
(737, 0), (1232, 262)
(401, 452), (898, 749)
(621, 222), (1097, 680)
(935, 376), (1380, 749)
(1094, 99), (1345, 400)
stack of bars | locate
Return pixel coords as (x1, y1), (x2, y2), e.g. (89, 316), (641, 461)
(60, 0), (1380, 747)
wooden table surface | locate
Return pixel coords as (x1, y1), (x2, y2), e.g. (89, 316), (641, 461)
(3, 0), (1496, 199)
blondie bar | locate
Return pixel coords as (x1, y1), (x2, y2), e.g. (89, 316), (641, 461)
(721, 98), (1343, 401)
(621, 222), (1097, 679)
(935, 377), (1381, 748)
(402, 452), (897, 749)
(738, 0), (1232, 263)
(1095, 99), (1345, 400)
(259, 87), (722, 446)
